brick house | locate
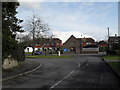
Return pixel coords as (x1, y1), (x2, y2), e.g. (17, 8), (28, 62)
(108, 36), (120, 49)
(35, 38), (62, 51)
(25, 38), (62, 52)
(98, 41), (108, 54)
(108, 36), (120, 55)
(63, 35), (97, 54)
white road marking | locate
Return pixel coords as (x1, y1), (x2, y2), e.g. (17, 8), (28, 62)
(63, 70), (75, 80)
(78, 63), (81, 68)
(50, 80), (62, 88)
(50, 62), (82, 88)
(50, 70), (75, 88)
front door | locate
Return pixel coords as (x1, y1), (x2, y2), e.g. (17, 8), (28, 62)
(70, 47), (76, 54)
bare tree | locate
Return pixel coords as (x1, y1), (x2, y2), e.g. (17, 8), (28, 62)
(26, 14), (50, 55)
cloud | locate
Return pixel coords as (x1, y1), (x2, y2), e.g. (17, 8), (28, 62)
(18, 0), (119, 2)
(52, 30), (94, 43)
(18, 0), (43, 2)
(16, 2), (118, 43)
(19, 2), (41, 10)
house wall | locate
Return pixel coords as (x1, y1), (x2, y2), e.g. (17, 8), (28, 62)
(63, 35), (81, 54)
(63, 35), (97, 54)
(75, 40), (81, 54)
(24, 47), (38, 52)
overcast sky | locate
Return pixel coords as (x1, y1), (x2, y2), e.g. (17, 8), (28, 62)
(17, 0), (118, 43)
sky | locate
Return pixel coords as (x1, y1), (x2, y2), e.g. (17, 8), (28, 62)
(16, 1), (118, 43)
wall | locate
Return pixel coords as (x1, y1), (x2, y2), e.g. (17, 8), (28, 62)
(24, 47), (38, 52)
(63, 36), (81, 54)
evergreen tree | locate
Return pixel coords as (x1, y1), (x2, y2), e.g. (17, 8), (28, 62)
(2, 2), (23, 60)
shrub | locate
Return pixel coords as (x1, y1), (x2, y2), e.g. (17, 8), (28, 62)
(12, 43), (25, 62)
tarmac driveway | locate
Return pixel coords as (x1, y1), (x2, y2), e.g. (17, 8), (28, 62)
(3, 55), (120, 89)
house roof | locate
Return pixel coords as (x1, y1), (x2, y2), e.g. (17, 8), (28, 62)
(46, 38), (62, 41)
(63, 35), (77, 44)
(108, 36), (120, 42)
(109, 36), (120, 39)
(63, 35), (95, 45)
(98, 40), (107, 44)
(77, 38), (94, 42)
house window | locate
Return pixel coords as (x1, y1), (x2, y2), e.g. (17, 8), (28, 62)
(56, 42), (60, 45)
(70, 47), (75, 51)
(71, 42), (75, 45)
(52, 43), (56, 45)
(36, 43), (40, 45)
(115, 40), (119, 43)
(86, 42), (91, 45)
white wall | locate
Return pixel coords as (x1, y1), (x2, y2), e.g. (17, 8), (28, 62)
(24, 47), (38, 52)
(24, 47), (33, 52)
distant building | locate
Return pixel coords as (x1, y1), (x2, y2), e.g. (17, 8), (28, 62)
(108, 35), (120, 51)
(35, 38), (62, 50)
(108, 36), (120, 44)
(98, 40), (108, 54)
(25, 38), (62, 52)
(24, 47), (35, 52)
(63, 35), (98, 54)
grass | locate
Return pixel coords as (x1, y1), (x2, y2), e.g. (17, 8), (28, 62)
(25, 52), (32, 54)
(108, 62), (120, 75)
(103, 55), (120, 75)
(26, 55), (72, 59)
(103, 55), (120, 60)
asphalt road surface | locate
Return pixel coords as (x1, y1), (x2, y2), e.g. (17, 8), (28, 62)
(3, 55), (120, 89)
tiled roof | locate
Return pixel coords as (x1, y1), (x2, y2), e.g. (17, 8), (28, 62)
(77, 38), (94, 42)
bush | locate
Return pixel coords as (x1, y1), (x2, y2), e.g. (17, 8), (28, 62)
(109, 50), (117, 55)
(12, 43), (25, 62)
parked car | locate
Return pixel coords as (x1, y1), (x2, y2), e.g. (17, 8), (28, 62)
(34, 51), (42, 55)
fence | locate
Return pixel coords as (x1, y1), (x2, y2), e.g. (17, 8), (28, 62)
(82, 48), (99, 54)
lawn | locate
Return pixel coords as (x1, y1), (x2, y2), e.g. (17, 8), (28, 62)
(108, 62), (120, 75)
(103, 55), (120, 60)
(25, 52), (32, 54)
(26, 55), (72, 59)
(103, 55), (120, 75)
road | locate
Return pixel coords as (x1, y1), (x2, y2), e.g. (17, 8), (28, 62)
(3, 55), (120, 89)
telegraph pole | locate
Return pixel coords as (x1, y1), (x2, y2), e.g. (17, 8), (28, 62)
(80, 35), (83, 54)
(108, 27), (109, 40)
(107, 27), (110, 55)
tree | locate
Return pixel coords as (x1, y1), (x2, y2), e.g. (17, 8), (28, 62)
(20, 35), (33, 48)
(25, 14), (50, 55)
(2, 2), (24, 61)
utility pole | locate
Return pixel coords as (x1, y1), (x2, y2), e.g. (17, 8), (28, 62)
(107, 27), (110, 55)
(108, 27), (109, 40)
(80, 35), (83, 54)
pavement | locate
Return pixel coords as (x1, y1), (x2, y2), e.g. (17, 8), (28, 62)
(2, 60), (41, 82)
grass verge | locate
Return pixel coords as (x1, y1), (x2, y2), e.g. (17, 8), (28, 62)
(103, 55), (120, 60)
(25, 52), (32, 54)
(103, 55), (120, 76)
(26, 55), (72, 59)
(108, 62), (120, 75)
